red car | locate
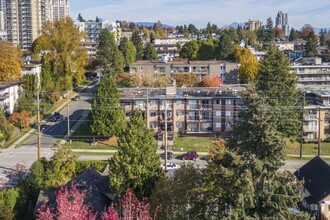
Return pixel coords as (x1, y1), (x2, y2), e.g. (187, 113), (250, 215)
(182, 151), (198, 160)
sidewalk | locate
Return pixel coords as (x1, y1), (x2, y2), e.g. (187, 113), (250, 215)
(71, 149), (209, 155)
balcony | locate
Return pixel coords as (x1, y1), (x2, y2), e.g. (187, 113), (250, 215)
(304, 115), (318, 121)
(303, 126), (318, 132)
(187, 104), (199, 110)
(187, 116), (199, 122)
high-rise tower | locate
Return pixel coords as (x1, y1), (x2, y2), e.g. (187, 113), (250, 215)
(275, 11), (290, 37)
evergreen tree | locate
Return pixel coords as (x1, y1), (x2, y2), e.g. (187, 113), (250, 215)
(97, 29), (124, 76)
(118, 38), (136, 68)
(228, 84), (308, 219)
(256, 45), (300, 139)
(143, 43), (158, 60)
(289, 28), (298, 41)
(131, 31), (144, 60)
(90, 76), (126, 137)
(320, 28), (326, 46)
(256, 26), (266, 42)
(109, 110), (160, 197)
(305, 31), (318, 57)
(77, 13), (85, 22)
(265, 17), (275, 42)
(216, 33), (234, 59)
(197, 39), (215, 60)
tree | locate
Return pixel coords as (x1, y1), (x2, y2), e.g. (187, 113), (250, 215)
(179, 40), (199, 60)
(289, 28), (298, 41)
(265, 17), (275, 42)
(9, 110), (31, 129)
(198, 39), (215, 60)
(301, 24), (313, 39)
(201, 75), (222, 87)
(305, 31), (318, 57)
(77, 13), (85, 22)
(240, 29), (257, 45)
(103, 189), (159, 220)
(256, 26), (266, 42)
(172, 73), (199, 87)
(97, 29), (124, 76)
(320, 28), (326, 46)
(109, 110), (161, 197)
(37, 184), (96, 220)
(143, 43), (158, 60)
(40, 55), (57, 103)
(216, 33), (234, 59)
(91, 76), (125, 137)
(227, 84), (307, 219)
(48, 147), (77, 187)
(118, 38), (136, 67)
(150, 164), (205, 220)
(36, 17), (88, 90)
(0, 110), (14, 142)
(275, 27), (285, 39)
(0, 42), (22, 81)
(256, 45), (300, 139)
(234, 45), (259, 82)
(131, 31), (144, 60)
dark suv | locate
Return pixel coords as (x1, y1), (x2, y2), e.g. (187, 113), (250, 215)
(182, 151), (199, 160)
(160, 152), (174, 160)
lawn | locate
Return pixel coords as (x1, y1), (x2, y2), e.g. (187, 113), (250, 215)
(173, 136), (215, 152)
(285, 141), (330, 155)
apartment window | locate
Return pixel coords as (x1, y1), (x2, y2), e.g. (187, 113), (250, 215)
(177, 122), (184, 129)
(176, 110), (184, 116)
(176, 100), (183, 105)
(125, 101), (131, 106)
(150, 111), (157, 117)
(225, 99), (231, 105)
(150, 100), (157, 106)
(225, 111), (231, 117)
(149, 122), (157, 128)
(216, 111), (221, 117)
(226, 123), (231, 128)
(216, 123), (221, 128)
(216, 100), (220, 105)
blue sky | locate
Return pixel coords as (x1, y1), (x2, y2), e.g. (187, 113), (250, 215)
(70, 0), (330, 29)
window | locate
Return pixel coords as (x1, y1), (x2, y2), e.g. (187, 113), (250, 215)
(216, 100), (220, 105)
(216, 111), (221, 117)
(125, 101), (131, 106)
(225, 99), (231, 105)
(176, 100), (183, 105)
(176, 110), (184, 116)
(150, 122), (157, 128)
(150, 111), (157, 117)
(216, 123), (221, 128)
(150, 100), (157, 106)
(177, 122), (184, 129)
(226, 123), (231, 128)
(225, 111), (231, 117)
(140, 67), (143, 72)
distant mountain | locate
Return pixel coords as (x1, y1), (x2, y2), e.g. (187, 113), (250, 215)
(135, 22), (174, 29)
(221, 22), (245, 29)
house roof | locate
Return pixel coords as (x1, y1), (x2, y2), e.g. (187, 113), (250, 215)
(294, 156), (330, 204)
(34, 165), (114, 214)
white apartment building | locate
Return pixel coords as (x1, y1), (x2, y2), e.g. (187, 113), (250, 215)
(0, 81), (23, 115)
(51, 0), (69, 20)
(291, 58), (330, 86)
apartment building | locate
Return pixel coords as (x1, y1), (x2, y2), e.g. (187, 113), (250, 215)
(129, 60), (239, 84)
(245, 19), (262, 31)
(291, 58), (330, 86)
(0, 81), (23, 115)
(5, 0), (42, 49)
(76, 20), (121, 43)
(51, 0), (69, 20)
(119, 84), (244, 136)
(275, 11), (290, 37)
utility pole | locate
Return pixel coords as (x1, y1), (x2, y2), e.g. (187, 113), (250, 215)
(67, 90), (70, 137)
(318, 107), (321, 156)
(164, 102), (168, 172)
(300, 95), (305, 159)
(146, 88), (149, 128)
(37, 90), (41, 160)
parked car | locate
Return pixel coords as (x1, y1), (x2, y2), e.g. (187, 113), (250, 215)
(181, 151), (199, 160)
(160, 152), (174, 160)
(49, 112), (62, 122)
(72, 95), (80, 101)
(161, 163), (181, 170)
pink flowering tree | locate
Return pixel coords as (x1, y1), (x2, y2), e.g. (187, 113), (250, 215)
(36, 184), (96, 220)
(102, 189), (160, 220)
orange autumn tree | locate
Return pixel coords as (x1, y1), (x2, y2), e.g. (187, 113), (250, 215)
(202, 75), (222, 87)
(234, 45), (259, 83)
(9, 110), (31, 129)
(0, 42), (22, 81)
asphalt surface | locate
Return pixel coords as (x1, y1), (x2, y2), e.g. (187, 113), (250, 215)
(0, 83), (97, 182)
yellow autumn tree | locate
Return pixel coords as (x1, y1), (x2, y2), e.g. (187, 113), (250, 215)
(0, 42), (22, 81)
(234, 45), (259, 83)
(35, 17), (88, 90)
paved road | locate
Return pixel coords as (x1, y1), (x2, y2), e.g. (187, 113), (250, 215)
(77, 154), (309, 173)
(0, 83), (97, 181)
